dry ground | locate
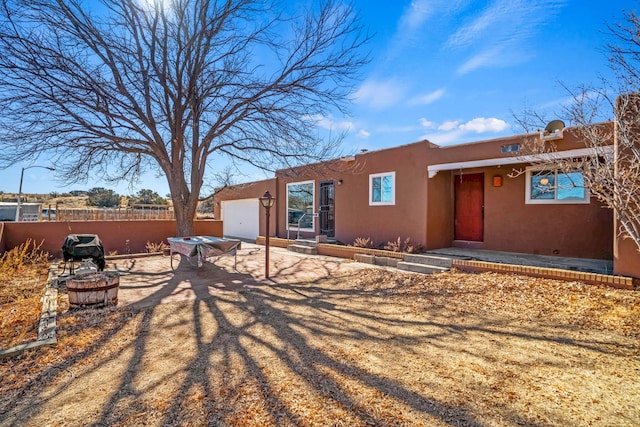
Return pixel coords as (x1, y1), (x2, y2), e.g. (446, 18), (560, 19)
(0, 241), (50, 350)
(1, 261), (639, 426)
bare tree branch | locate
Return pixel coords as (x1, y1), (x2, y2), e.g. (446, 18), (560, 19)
(0, 0), (369, 235)
(512, 6), (640, 252)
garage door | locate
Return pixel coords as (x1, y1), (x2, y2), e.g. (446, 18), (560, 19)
(221, 198), (260, 240)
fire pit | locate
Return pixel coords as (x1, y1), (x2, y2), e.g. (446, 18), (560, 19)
(62, 234), (106, 272)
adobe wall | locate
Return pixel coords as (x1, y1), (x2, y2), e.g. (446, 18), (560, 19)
(482, 166), (612, 259)
(612, 106), (640, 278)
(423, 126), (615, 260)
(425, 124), (612, 165)
(426, 166), (613, 259)
(614, 229), (640, 278)
(1, 220), (223, 257)
(425, 171), (453, 250)
(275, 142), (430, 246)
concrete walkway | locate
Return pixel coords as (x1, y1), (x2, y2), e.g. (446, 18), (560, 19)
(427, 247), (614, 275)
(107, 243), (618, 309)
(112, 243), (375, 308)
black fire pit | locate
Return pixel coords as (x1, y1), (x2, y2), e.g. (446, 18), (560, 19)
(62, 234), (106, 272)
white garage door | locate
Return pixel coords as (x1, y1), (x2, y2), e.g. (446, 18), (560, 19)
(221, 198), (260, 240)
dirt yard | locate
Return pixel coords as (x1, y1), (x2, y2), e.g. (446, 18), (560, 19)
(1, 251), (639, 426)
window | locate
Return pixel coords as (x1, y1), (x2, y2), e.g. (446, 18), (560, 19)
(501, 143), (520, 154)
(525, 167), (589, 204)
(369, 172), (395, 205)
(286, 181), (314, 230)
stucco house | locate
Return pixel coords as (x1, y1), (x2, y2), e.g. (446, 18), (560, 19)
(214, 122), (639, 279)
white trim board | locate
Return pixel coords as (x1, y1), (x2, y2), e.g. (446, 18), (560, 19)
(427, 146), (614, 178)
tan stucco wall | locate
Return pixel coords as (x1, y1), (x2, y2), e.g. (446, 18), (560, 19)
(209, 125), (618, 264)
(424, 125), (609, 166)
(1, 220), (223, 257)
(424, 166), (613, 259)
(614, 228), (640, 278)
(481, 166), (612, 259)
(425, 170), (453, 250)
(334, 143), (429, 246)
(420, 127), (615, 260)
(274, 142), (430, 246)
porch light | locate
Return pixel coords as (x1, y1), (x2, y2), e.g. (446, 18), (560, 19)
(259, 190), (275, 209)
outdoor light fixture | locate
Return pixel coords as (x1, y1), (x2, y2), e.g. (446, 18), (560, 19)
(15, 165), (55, 222)
(259, 190), (275, 209)
(259, 190), (275, 279)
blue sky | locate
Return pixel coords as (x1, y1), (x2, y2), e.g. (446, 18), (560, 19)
(0, 0), (634, 197)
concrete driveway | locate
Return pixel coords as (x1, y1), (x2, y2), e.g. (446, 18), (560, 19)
(110, 243), (373, 309)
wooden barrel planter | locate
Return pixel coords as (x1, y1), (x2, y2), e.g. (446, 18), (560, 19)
(67, 272), (120, 307)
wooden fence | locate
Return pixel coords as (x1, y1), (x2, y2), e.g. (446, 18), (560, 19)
(52, 207), (174, 221)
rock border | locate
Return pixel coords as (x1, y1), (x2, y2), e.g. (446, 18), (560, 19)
(0, 266), (59, 359)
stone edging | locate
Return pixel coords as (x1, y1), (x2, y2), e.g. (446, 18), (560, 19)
(0, 266), (59, 359)
(452, 259), (636, 290)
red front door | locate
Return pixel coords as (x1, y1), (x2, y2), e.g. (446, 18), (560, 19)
(454, 173), (484, 241)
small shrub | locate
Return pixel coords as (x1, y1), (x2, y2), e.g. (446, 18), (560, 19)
(384, 237), (402, 252)
(404, 240), (425, 254)
(146, 241), (168, 253)
(0, 239), (49, 274)
(0, 239), (50, 306)
(352, 237), (375, 248)
(383, 237), (424, 254)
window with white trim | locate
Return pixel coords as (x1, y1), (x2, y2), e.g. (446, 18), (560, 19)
(286, 181), (315, 230)
(525, 167), (589, 204)
(369, 172), (395, 205)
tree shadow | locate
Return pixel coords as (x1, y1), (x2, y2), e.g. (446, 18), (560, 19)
(1, 248), (637, 426)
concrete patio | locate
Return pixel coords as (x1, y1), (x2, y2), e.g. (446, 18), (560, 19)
(109, 243), (375, 308)
(105, 242), (625, 309)
(427, 247), (614, 275)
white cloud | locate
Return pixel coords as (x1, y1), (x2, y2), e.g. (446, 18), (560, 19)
(456, 47), (501, 75)
(398, 0), (432, 32)
(419, 118), (435, 128)
(438, 120), (460, 131)
(409, 88), (446, 106)
(305, 114), (355, 132)
(446, 0), (567, 73)
(385, 0), (468, 62)
(357, 129), (371, 139)
(376, 124), (420, 133)
(423, 130), (465, 145)
(422, 116), (509, 145)
(459, 117), (508, 133)
(353, 79), (406, 110)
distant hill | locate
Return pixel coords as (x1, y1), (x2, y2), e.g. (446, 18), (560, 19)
(0, 193), (175, 210)
(0, 193), (100, 209)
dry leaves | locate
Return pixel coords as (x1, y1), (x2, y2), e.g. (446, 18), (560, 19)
(1, 265), (639, 427)
(352, 269), (640, 336)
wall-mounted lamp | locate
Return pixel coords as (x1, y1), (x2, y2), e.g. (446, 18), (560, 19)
(492, 175), (503, 187)
(338, 179), (343, 185)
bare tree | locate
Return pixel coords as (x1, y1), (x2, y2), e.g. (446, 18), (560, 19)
(511, 7), (640, 252)
(0, 0), (368, 235)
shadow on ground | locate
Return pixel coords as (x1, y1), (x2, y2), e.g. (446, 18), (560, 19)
(1, 246), (638, 426)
